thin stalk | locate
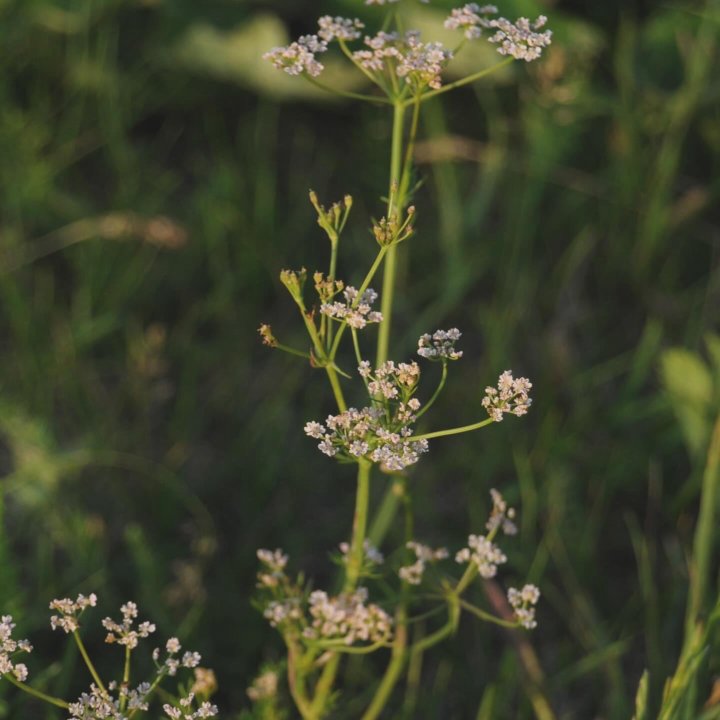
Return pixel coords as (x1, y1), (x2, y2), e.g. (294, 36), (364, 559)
(128, 670), (167, 719)
(458, 598), (517, 628)
(119, 646), (131, 712)
(327, 239), (339, 346)
(73, 631), (107, 695)
(325, 365), (348, 413)
(414, 361), (448, 420)
(376, 101), (407, 366)
(407, 417), (494, 442)
(287, 639), (314, 720)
(2, 675), (69, 709)
(415, 58), (514, 105)
(684, 417), (720, 650)
(368, 477), (404, 546)
(303, 75), (390, 104)
(410, 596), (460, 655)
(398, 94), (422, 204)
(338, 39), (391, 94)
(351, 328), (365, 372)
(276, 343), (312, 360)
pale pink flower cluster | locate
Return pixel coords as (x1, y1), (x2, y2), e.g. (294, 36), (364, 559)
(360, 359), (420, 399)
(486, 488), (517, 535)
(339, 539), (385, 566)
(256, 548), (290, 589)
(444, 4), (498, 39)
(303, 588), (392, 645)
(417, 328), (463, 361)
(68, 684), (121, 719)
(247, 669), (279, 702)
(152, 637), (202, 676)
(102, 601), (156, 649)
(0, 615), (32, 682)
(317, 16), (364, 42)
(263, 35), (327, 78)
(49, 593), (98, 634)
(482, 370), (532, 421)
(320, 286), (383, 330)
(508, 584), (540, 629)
(263, 599), (303, 628)
(486, 15), (552, 62)
(399, 542), (449, 585)
(353, 31), (452, 90)
(455, 533), (507, 578)
(163, 693), (218, 719)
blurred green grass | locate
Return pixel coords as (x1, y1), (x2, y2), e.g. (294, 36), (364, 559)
(0, 0), (718, 717)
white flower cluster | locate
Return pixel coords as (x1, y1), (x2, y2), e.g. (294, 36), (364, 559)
(398, 542), (449, 585)
(339, 539), (385, 566)
(68, 684), (122, 719)
(508, 584), (540, 629)
(305, 405), (428, 471)
(303, 588), (392, 645)
(318, 16), (364, 42)
(163, 693), (218, 720)
(486, 488), (517, 535)
(455, 533), (507, 578)
(247, 669), (278, 702)
(262, 35), (327, 78)
(102, 602), (156, 650)
(482, 370), (532, 421)
(353, 31), (453, 91)
(486, 15), (552, 62)
(444, 4), (497, 39)
(152, 637), (202, 676)
(320, 286), (383, 330)
(263, 599), (303, 629)
(360, 359), (420, 400)
(256, 548), (289, 589)
(0, 615), (32, 682)
(417, 328), (463, 361)
(49, 593), (98, 634)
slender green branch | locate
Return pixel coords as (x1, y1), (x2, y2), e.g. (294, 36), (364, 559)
(406, 417), (494, 442)
(345, 460), (372, 591)
(73, 631), (107, 694)
(337, 39), (392, 95)
(410, 595), (459, 655)
(2, 674), (69, 709)
(276, 343), (312, 360)
(413, 58), (514, 105)
(309, 636), (392, 654)
(303, 75), (391, 104)
(127, 670), (167, 719)
(414, 361), (448, 420)
(286, 639), (314, 720)
(351, 328), (365, 372)
(325, 365), (348, 413)
(458, 598), (518, 628)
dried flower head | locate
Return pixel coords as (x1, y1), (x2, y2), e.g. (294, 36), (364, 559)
(482, 370), (532, 421)
(258, 324), (277, 348)
(0, 615), (32, 682)
(508, 584), (540, 629)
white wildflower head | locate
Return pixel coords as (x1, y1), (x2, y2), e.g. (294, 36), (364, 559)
(455, 533), (507, 578)
(339, 539), (384, 566)
(247, 669), (279, 702)
(102, 601), (156, 650)
(508, 584), (540, 629)
(444, 4), (497, 39)
(482, 370), (532, 421)
(256, 548), (289, 588)
(49, 593), (97, 634)
(68, 684), (121, 720)
(263, 35), (327, 77)
(0, 615), (33, 682)
(486, 15), (552, 62)
(163, 692), (218, 720)
(303, 588), (392, 646)
(486, 488), (517, 536)
(318, 16), (364, 43)
(263, 599), (304, 629)
(417, 328), (463, 361)
(320, 286), (383, 329)
(398, 541), (449, 585)
(353, 31), (452, 91)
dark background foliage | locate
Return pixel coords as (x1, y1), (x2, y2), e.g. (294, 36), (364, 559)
(0, 0), (718, 717)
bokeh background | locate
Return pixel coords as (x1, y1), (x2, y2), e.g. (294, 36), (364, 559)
(0, 0), (719, 718)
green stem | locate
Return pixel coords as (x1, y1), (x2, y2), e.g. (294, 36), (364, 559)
(2, 674), (69, 710)
(376, 101), (407, 367)
(73, 630), (107, 695)
(414, 361), (448, 420)
(119, 646), (131, 712)
(286, 639), (314, 720)
(303, 75), (390, 104)
(414, 58), (514, 105)
(407, 417), (494, 442)
(276, 343), (312, 360)
(458, 598), (518, 628)
(325, 365), (348, 413)
(410, 595), (460, 655)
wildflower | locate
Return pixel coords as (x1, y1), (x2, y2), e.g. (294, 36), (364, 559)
(0, 615), (32, 682)
(339, 539), (384, 565)
(317, 16), (364, 43)
(508, 584), (540, 629)
(68, 684), (121, 719)
(455, 533), (507, 578)
(102, 602), (156, 649)
(263, 599), (304, 629)
(486, 488), (517, 535)
(163, 693), (218, 720)
(482, 370), (532, 421)
(320, 286), (383, 329)
(398, 541), (449, 585)
(303, 588), (392, 645)
(258, 324), (277, 347)
(366, 360), (420, 399)
(263, 36), (327, 77)
(486, 16), (552, 62)
(49, 593), (97, 634)
(191, 667), (218, 698)
(247, 669), (278, 702)
(417, 328), (463, 361)
(444, 4), (497, 40)
(256, 548), (289, 588)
